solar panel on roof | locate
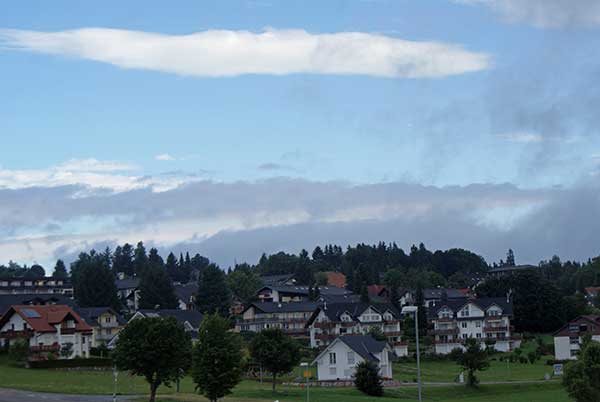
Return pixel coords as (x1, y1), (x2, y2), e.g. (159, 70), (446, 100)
(21, 308), (41, 318)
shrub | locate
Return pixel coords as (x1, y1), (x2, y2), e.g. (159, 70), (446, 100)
(354, 361), (384, 397)
(8, 339), (30, 363)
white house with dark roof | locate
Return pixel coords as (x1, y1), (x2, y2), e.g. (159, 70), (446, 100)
(553, 315), (600, 360)
(235, 302), (319, 340)
(306, 302), (407, 357)
(312, 335), (393, 381)
(429, 297), (520, 354)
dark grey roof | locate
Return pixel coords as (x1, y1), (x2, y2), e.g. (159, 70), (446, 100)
(0, 294), (76, 316)
(138, 309), (203, 329)
(338, 335), (388, 362)
(317, 302), (400, 323)
(260, 274), (296, 286)
(250, 302), (319, 314)
(174, 283), (198, 302)
(319, 294), (361, 303)
(115, 278), (140, 290)
(75, 307), (126, 326)
(487, 264), (538, 274)
(260, 285), (352, 296)
(423, 288), (467, 300)
(428, 297), (513, 318)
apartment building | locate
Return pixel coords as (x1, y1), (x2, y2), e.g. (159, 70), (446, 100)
(235, 302), (319, 340)
(554, 315), (600, 360)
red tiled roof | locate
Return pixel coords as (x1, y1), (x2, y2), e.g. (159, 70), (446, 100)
(368, 285), (387, 297)
(324, 272), (347, 288)
(584, 287), (600, 296)
(553, 315), (600, 337)
(0, 305), (92, 333)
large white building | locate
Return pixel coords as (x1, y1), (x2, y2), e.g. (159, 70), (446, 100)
(306, 302), (408, 357)
(235, 302), (319, 340)
(312, 335), (393, 381)
(0, 305), (92, 359)
(553, 315), (600, 360)
(429, 297), (520, 355)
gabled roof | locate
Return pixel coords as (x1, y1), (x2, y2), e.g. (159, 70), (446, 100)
(258, 285), (352, 297)
(423, 288), (468, 300)
(75, 307), (126, 326)
(115, 278), (140, 290)
(553, 315), (600, 336)
(307, 302), (400, 325)
(136, 309), (204, 329)
(246, 302), (319, 314)
(428, 297), (513, 318)
(0, 294), (76, 317)
(260, 274), (296, 286)
(368, 285), (388, 297)
(174, 283), (198, 302)
(313, 335), (389, 364)
(584, 287), (600, 297)
(0, 305), (92, 333)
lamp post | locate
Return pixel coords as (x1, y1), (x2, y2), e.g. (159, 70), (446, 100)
(300, 362), (310, 402)
(402, 306), (422, 402)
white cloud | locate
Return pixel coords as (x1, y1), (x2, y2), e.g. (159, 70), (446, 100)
(0, 159), (200, 193)
(454, 0), (600, 28)
(0, 27), (491, 78)
(497, 131), (544, 143)
(155, 154), (175, 161)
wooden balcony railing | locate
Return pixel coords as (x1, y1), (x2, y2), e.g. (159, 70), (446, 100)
(1, 329), (33, 339)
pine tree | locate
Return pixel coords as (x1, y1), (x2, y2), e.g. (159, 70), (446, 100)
(195, 264), (231, 317)
(112, 243), (134, 277)
(165, 252), (179, 282)
(52, 259), (68, 279)
(71, 251), (120, 310)
(506, 249), (516, 267)
(138, 263), (179, 309)
(133, 241), (149, 276)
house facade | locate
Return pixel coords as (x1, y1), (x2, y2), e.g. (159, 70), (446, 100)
(306, 302), (407, 357)
(174, 283), (198, 311)
(75, 307), (125, 347)
(115, 278), (140, 312)
(0, 305), (92, 359)
(312, 335), (393, 381)
(553, 315), (600, 360)
(235, 302), (319, 340)
(0, 277), (73, 296)
(429, 297), (520, 355)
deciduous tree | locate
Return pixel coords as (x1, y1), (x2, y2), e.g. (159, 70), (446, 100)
(249, 329), (301, 392)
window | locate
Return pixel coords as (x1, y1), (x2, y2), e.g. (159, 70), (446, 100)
(347, 351), (355, 365)
(570, 336), (579, 345)
(329, 367), (337, 376)
(344, 369), (351, 378)
(476, 333), (481, 338)
(462, 334), (468, 339)
(82, 336), (86, 344)
(475, 321), (481, 328)
(460, 306), (470, 317)
(461, 322), (467, 328)
(329, 353), (336, 365)
(105, 316), (112, 323)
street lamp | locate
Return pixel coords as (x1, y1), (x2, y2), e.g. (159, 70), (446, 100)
(402, 306), (422, 402)
(300, 362), (310, 402)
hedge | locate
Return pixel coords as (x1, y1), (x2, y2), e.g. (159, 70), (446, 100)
(28, 357), (113, 369)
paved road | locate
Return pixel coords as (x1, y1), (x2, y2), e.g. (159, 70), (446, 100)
(0, 389), (138, 402)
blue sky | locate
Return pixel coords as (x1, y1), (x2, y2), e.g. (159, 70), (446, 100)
(1, 0), (600, 269)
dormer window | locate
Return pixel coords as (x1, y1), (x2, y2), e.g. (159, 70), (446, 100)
(459, 306), (470, 317)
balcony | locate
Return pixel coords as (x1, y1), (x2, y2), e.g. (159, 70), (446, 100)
(30, 344), (60, 352)
(384, 331), (403, 337)
(1, 329), (33, 339)
(483, 326), (508, 333)
(431, 328), (459, 336)
(314, 321), (337, 329)
(60, 328), (76, 335)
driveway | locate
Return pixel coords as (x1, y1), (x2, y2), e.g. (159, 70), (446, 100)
(0, 389), (139, 402)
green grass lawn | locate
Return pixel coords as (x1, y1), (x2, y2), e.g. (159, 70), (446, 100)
(0, 350), (569, 402)
(393, 357), (556, 383)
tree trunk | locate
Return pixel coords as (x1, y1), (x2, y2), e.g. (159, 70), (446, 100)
(272, 373), (277, 392)
(149, 382), (158, 402)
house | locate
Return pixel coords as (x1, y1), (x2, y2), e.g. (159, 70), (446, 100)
(115, 278), (140, 312)
(235, 302), (319, 339)
(0, 294), (76, 317)
(487, 264), (538, 278)
(0, 277), (73, 296)
(259, 274), (296, 287)
(429, 297), (520, 355)
(583, 287), (600, 305)
(174, 283), (198, 310)
(312, 335), (393, 381)
(256, 285), (352, 303)
(323, 272), (347, 288)
(0, 305), (92, 359)
(394, 288), (469, 308)
(306, 302), (407, 357)
(367, 285), (390, 301)
(553, 315), (600, 360)
(75, 307), (125, 347)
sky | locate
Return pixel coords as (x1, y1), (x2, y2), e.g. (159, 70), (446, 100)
(1, 0), (600, 270)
